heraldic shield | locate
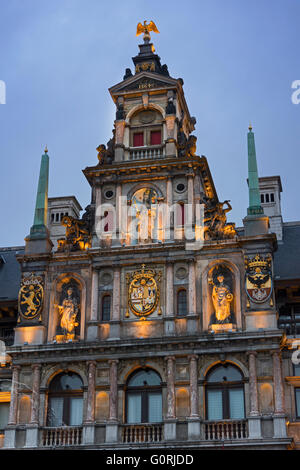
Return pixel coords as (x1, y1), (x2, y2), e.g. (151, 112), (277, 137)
(245, 254), (273, 304)
(18, 273), (44, 320)
(126, 264), (162, 318)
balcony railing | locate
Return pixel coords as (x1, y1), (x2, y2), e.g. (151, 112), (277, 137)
(122, 424), (163, 443)
(42, 427), (82, 447)
(204, 420), (248, 440)
(129, 146), (164, 161)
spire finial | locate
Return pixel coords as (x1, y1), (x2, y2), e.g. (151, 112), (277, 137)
(248, 122), (252, 131)
(44, 145), (48, 154)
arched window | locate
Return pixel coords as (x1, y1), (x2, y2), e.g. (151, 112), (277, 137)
(175, 203), (185, 227)
(177, 289), (187, 316)
(205, 363), (245, 421)
(47, 372), (83, 427)
(101, 295), (111, 321)
(125, 369), (162, 424)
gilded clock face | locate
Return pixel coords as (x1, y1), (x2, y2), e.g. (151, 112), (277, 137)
(128, 273), (158, 317)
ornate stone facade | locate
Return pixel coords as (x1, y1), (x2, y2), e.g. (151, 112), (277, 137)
(1, 31), (298, 451)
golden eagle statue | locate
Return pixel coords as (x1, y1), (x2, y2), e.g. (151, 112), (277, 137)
(136, 20), (160, 42)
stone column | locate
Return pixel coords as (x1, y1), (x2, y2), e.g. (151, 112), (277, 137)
(25, 364), (41, 447)
(106, 360), (119, 442)
(110, 267), (121, 339)
(112, 183), (122, 247)
(272, 350), (287, 437)
(4, 365), (21, 448)
(115, 120), (126, 162)
(247, 352), (262, 438)
(186, 173), (194, 240)
(188, 355), (200, 439)
(166, 177), (174, 242)
(164, 356), (176, 440)
(187, 259), (197, 335)
(83, 361), (97, 444)
(92, 185), (101, 247)
(88, 269), (99, 341)
(165, 262), (175, 336)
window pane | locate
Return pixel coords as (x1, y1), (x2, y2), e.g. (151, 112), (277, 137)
(207, 390), (223, 420)
(177, 290), (187, 316)
(69, 397), (83, 426)
(48, 397), (64, 426)
(50, 372), (83, 391)
(0, 403), (9, 429)
(133, 133), (144, 147)
(207, 365), (243, 383)
(229, 389), (245, 419)
(128, 369), (161, 387)
(102, 295), (111, 321)
(127, 393), (141, 423)
(150, 131), (161, 145)
(294, 365), (300, 376)
(148, 393), (162, 423)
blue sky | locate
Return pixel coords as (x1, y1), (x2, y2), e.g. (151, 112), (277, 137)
(0, 0), (299, 246)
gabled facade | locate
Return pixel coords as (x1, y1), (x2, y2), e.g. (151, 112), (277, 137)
(0, 30), (297, 450)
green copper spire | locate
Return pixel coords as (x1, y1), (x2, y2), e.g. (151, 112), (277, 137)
(29, 147), (49, 239)
(247, 125), (264, 216)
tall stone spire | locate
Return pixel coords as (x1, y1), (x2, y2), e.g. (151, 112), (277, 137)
(243, 125), (269, 236)
(25, 147), (53, 253)
(247, 125), (264, 216)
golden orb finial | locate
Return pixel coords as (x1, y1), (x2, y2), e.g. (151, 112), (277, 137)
(44, 145), (48, 153)
(248, 122), (253, 131)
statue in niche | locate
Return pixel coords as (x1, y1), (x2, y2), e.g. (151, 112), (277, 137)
(55, 282), (80, 342)
(208, 266), (235, 328)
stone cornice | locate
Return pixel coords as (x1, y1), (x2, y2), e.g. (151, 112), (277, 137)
(6, 329), (283, 365)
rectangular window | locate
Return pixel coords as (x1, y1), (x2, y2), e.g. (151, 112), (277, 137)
(207, 390), (223, 420)
(69, 397), (83, 426)
(229, 388), (245, 419)
(148, 392), (162, 423)
(261, 194), (264, 203)
(133, 132), (144, 147)
(0, 403), (9, 430)
(266, 193), (270, 203)
(294, 365), (300, 376)
(150, 130), (161, 145)
(127, 393), (142, 423)
(270, 193), (275, 202)
(48, 397), (64, 427)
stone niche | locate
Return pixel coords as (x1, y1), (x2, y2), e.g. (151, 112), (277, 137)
(48, 274), (86, 343)
(202, 261), (242, 332)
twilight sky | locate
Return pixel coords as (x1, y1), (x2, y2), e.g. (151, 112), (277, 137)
(0, 0), (299, 247)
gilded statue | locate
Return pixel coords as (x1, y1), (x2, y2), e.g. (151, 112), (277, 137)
(55, 287), (79, 341)
(202, 197), (236, 240)
(57, 214), (92, 252)
(209, 269), (234, 325)
(136, 20), (160, 42)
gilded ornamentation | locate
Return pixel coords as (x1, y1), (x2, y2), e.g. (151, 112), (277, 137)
(18, 273), (43, 321)
(208, 266), (235, 328)
(245, 254), (273, 304)
(57, 214), (92, 252)
(136, 20), (160, 42)
(55, 282), (80, 342)
(126, 264), (162, 319)
(202, 196), (236, 240)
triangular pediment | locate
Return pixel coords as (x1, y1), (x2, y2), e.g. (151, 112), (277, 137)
(109, 71), (179, 98)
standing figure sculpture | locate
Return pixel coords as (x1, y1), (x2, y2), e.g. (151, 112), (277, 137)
(209, 268), (234, 325)
(55, 287), (79, 341)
